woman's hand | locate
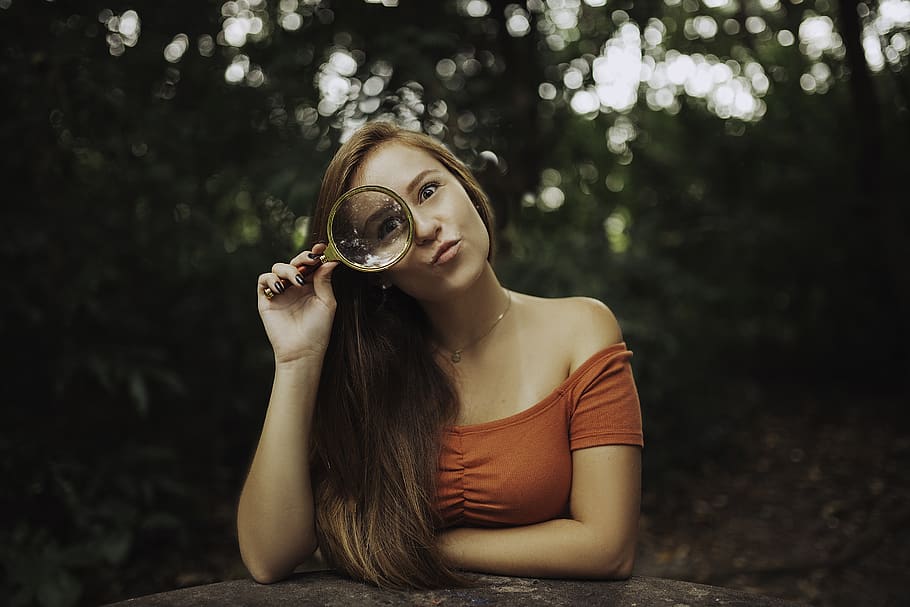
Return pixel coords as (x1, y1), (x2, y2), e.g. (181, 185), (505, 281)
(257, 243), (340, 365)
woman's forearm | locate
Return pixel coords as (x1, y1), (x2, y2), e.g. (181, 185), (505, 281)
(237, 357), (324, 583)
(438, 518), (636, 580)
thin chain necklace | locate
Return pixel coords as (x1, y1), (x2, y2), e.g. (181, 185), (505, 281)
(448, 290), (512, 363)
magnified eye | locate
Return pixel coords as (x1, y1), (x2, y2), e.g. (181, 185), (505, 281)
(377, 215), (404, 240)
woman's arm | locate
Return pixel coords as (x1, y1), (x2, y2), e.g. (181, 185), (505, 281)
(237, 249), (338, 583)
(237, 359), (322, 583)
(438, 444), (642, 579)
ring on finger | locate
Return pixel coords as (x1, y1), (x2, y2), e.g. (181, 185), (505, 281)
(263, 287), (275, 300)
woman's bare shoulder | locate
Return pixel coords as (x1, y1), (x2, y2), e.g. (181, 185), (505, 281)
(510, 291), (624, 373)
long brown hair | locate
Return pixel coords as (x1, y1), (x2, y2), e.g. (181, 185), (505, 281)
(309, 122), (496, 588)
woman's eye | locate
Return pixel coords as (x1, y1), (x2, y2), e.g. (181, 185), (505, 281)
(419, 182), (438, 202)
(377, 216), (403, 240)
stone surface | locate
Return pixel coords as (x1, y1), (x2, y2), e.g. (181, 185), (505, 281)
(107, 571), (805, 606)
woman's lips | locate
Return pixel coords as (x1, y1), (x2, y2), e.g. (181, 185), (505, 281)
(432, 240), (461, 265)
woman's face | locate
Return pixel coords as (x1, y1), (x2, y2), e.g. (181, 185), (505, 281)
(350, 142), (490, 302)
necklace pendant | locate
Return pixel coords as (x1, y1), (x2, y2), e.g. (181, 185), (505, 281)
(451, 350), (462, 363)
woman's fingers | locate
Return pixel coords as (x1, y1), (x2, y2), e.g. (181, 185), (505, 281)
(259, 244), (330, 301)
(310, 261), (339, 305)
(271, 262), (308, 287)
(257, 272), (285, 300)
(289, 243), (328, 268)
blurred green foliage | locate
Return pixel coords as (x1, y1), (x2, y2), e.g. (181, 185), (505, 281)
(1, 0), (908, 605)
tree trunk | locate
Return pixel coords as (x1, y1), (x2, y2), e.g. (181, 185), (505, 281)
(837, 0), (910, 353)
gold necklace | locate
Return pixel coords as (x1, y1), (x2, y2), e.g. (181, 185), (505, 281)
(449, 290), (512, 363)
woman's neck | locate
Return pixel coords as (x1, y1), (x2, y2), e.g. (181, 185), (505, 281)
(420, 264), (509, 356)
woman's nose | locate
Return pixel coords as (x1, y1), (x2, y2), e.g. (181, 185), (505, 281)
(411, 210), (441, 245)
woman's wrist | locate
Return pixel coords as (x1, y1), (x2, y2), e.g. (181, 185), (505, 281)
(268, 356), (324, 416)
(274, 349), (327, 372)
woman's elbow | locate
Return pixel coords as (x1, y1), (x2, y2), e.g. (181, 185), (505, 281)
(246, 563), (290, 585)
(610, 552), (636, 579)
(592, 545), (636, 580)
(240, 548), (295, 584)
(239, 538), (317, 585)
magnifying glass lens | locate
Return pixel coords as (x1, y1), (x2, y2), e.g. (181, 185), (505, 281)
(331, 189), (411, 270)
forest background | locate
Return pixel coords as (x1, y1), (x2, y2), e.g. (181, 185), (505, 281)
(1, 0), (908, 606)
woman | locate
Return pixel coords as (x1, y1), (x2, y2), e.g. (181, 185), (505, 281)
(237, 121), (643, 589)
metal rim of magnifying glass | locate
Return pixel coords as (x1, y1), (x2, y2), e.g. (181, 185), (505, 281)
(325, 184), (415, 273)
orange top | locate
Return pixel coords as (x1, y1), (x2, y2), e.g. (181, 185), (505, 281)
(436, 342), (643, 529)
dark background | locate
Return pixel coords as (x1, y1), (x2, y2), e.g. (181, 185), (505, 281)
(1, 1), (908, 606)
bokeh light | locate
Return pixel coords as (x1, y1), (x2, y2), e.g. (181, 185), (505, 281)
(219, 0), (270, 49)
(863, 0), (910, 70)
(462, 0), (491, 18)
(539, 185), (565, 210)
(164, 34), (189, 63)
(604, 206), (631, 253)
(563, 16), (768, 126)
(798, 15), (844, 61)
(225, 54), (250, 83)
(685, 15), (718, 41)
(506, 5), (532, 37)
(198, 34), (215, 57)
(101, 9), (140, 57)
(535, 168), (565, 211)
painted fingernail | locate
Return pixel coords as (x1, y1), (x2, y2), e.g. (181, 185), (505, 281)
(274, 281), (285, 293)
(295, 274), (306, 285)
(308, 253), (320, 259)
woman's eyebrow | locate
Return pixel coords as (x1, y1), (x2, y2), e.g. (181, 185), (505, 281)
(405, 169), (442, 195)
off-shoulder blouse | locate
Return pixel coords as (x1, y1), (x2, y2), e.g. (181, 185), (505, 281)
(436, 342), (643, 528)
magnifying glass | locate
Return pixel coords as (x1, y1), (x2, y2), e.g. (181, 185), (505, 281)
(301, 185), (414, 278)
